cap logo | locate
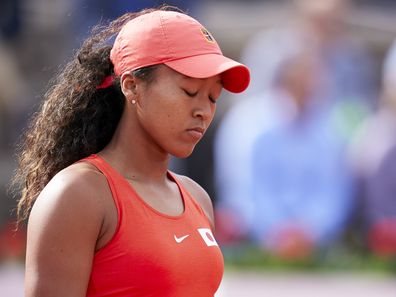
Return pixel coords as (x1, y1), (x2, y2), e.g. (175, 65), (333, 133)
(200, 27), (215, 43)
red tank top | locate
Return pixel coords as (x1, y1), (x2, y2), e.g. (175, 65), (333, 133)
(83, 154), (224, 297)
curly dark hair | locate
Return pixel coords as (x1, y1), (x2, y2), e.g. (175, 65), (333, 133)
(12, 6), (180, 224)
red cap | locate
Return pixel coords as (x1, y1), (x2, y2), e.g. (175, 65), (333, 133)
(110, 10), (250, 93)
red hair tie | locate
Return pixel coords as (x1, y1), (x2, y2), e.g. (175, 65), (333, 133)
(96, 76), (114, 89)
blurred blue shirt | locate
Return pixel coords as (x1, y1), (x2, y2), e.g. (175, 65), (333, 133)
(250, 93), (355, 247)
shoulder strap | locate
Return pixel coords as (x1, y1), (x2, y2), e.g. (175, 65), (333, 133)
(78, 154), (124, 227)
(168, 172), (212, 226)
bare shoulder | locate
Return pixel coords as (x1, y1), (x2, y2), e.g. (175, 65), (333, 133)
(26, 161), (109, 296)
(29, 160), (110, 250)
(32, 161), (108, 220)
(172, 173), (215, 230)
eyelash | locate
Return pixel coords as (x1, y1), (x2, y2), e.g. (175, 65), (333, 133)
(184, 90), (198, 97)
(183, 90), (216, 104)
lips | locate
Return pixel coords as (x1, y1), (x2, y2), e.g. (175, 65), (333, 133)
(186, 127), (205, 140)
(189, 127), (205, 134)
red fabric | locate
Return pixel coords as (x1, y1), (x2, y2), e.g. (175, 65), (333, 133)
(83, 154), (223, 297)
(110, 11), (250, 93)
(96, 76), (114, 89)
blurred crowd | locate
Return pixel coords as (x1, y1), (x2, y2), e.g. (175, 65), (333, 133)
(1, 0), (396, 264)
(214, 0), (396, 260)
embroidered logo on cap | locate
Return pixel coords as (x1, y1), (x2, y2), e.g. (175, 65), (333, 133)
(200, 28), (215, 43)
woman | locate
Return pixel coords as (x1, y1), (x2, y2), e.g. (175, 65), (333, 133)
(13, 7), (250, 297)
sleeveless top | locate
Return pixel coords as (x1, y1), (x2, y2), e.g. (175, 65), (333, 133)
(83, 154), (224, 297)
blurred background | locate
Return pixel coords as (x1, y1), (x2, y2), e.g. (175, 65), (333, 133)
(1, 0), (396, 296)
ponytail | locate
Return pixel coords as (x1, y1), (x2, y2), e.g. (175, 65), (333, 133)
(12, 7), (169, 224)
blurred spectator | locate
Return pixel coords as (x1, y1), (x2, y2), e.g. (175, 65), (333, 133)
(349, 40), (396, 258)
(214, 0), (373, 252)
(250, 48), (355, 258)
(214, 32), (307, 244)
(215, 34), (359, 260)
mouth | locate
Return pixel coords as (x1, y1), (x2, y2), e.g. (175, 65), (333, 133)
(186, 127), (205, 140)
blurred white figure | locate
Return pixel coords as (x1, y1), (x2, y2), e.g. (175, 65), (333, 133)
(214, 32), (307, 243)
(349, 40), (396, 257)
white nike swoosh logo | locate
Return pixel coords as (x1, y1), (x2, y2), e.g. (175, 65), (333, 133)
(174, 234), (190, 243)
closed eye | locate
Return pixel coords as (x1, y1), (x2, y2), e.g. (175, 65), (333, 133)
(183, 89), (198, 97)
(183, 89), (217, 104)
(209, 96), (217, 104)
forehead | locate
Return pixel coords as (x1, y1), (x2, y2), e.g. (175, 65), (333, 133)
(156, 64), (222, 84)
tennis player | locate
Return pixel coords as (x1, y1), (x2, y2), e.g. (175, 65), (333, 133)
(13, 6), (250, 297)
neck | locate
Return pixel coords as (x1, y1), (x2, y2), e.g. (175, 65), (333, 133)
(99, 107), (170, 184)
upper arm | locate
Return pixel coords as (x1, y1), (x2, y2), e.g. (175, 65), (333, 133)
(176, 175), (216, 230)
(25, 166), (106, 297)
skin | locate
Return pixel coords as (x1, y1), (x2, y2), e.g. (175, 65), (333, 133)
(25, 64), (222, 297)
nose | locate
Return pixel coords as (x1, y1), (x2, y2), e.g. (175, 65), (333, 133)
(192, 98), (215, 122)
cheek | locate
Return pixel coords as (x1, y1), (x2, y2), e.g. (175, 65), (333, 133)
(140, 104), (174, 131)
(154, 95), (184, 124)
(137, 91), (186, 138)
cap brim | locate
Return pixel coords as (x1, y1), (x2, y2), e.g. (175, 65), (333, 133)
(164, 54), (250, 93)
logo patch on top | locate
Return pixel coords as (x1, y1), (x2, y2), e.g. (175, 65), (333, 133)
(200, 27), (215, 43)
(198, 228), (218, 247)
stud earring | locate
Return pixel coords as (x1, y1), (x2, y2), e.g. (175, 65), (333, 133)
(131, 99), (136, 104)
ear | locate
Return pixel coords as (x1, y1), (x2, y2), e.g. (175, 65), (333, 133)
(120, 71), (138, 102)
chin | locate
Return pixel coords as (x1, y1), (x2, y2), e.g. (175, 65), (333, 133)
(170, 146), (196, 159)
